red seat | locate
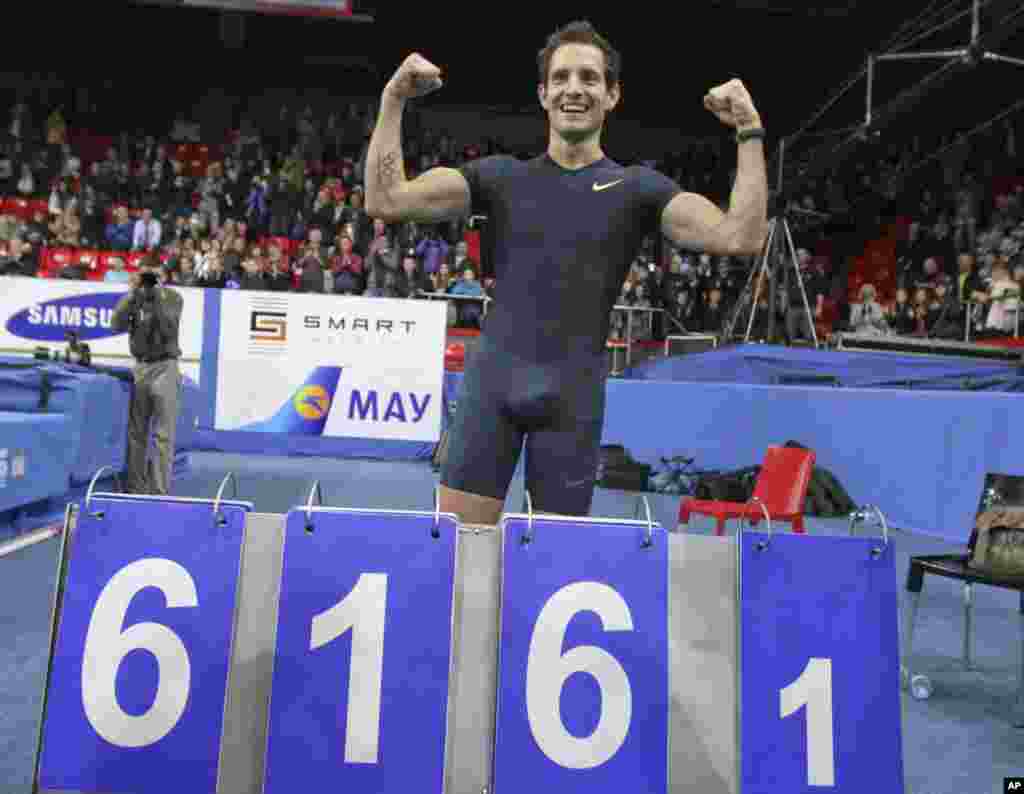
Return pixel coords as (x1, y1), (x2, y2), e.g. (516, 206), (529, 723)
(10, 197), (31, 221)
(28, 199), (48, 219)
(125, 251), (147, 271)
(49, 247), (74, 269)
(678, 445), (816, 535)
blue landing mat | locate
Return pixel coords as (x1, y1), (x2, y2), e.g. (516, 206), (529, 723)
(628, 343), (1024, 390)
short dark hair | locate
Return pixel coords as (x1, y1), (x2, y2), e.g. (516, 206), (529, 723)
(537, 20), (621, 89)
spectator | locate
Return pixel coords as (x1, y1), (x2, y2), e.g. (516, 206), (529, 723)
(222, 237), (245, 278)
(848, 284), (889, 335)
(666, 288), (698, 332)
(885, 288), (916, 336)
(448, 266), (486, 328)
(927, 278), (962, 339)
(24, 209), (48, 248)
(175, 254), (200, 287)
(785, 254), (826, 344)
(702, 287), (725, 335)
(397, 250), (429, 298)
(104, 255), (131, 284)
(16, 163), (34, 197)
(0, 238), (36, 277)
(430, 263), (455, 294)
(264, 245), (292, 292)
(365, 269), (402, 298)
(132, 208), (162, 252)
(51, 206), (81, 248)
(629, 283), (655, 340)
(330, 235), (363, 294)
(296, 243), (326, 293)
(0, 210), (20, 243)
(237, 257), (266, 290)
(985, 261), (1020, 334)
(106, 207), (134, 251)
(911, 287), (932, 337)
(448, 239), (477, 273)
(197, 252), (226, 288)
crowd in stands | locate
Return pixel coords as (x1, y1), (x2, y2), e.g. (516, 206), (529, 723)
(0, 93), (1021, 344)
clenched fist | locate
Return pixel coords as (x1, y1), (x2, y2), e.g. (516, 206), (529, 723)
(385, 53), (444, 102)
(704, 79), (761, 131)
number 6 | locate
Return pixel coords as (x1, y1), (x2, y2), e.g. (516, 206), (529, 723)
(81, 558), (197, 748)
(526, 582), (634, 770)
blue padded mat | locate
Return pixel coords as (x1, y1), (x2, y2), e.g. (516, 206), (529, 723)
(0, 411), (72, 514)
(628, 343), (1024, 389)
(0, 358), (129, 486)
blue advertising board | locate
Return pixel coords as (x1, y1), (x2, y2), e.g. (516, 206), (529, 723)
(37, 496), (249, 794)
(739, 532), (904, 792)
(263, 508), (458, 794)
(495, 516), (669, 794)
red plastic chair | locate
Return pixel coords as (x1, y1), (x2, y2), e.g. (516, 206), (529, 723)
(678, 445), (816, 536)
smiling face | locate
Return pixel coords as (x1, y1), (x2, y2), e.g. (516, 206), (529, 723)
(539, 43), (620, 146)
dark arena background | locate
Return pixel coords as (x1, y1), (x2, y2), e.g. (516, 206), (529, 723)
(1, 2), (1024, 793)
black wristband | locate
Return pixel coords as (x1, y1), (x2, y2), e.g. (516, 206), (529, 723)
(736, 127), (766, 145)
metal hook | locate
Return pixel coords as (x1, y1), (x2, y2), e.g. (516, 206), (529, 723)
(849, 504), (890, 556)
(870, 504), (889, 557)
(634, 495), (654, 548)
(85, 465), (115, 519)
(305, 480), (323, 533)
(212, 473), (238, 527)
(748, 495), (772, 550)
(432, 486), (441, 539)
(521, 490), (535, 545)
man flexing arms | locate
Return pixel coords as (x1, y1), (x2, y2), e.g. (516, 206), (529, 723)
(365, 20), (768, 525)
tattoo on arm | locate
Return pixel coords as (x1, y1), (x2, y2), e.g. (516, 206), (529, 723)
(378, 151), (399, 188)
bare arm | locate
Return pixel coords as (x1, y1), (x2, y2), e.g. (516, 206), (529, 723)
(660, 137), (768, 256)
(661, 78), (769, 256)
(364, 56), (471, 224)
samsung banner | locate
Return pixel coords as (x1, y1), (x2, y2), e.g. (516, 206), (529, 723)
(0, 277), (205, 383)
(215, 292), (447, 442)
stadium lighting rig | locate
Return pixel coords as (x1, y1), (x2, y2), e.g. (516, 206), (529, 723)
(774, 0), (1024, 205)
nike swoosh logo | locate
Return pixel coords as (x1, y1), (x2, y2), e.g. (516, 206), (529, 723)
(593, 179), (624, 192)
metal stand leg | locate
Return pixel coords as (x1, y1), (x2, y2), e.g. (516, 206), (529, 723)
(902, 587), (933, 699)
(963, 582), (973, 671)
(901, 591), (920, 685)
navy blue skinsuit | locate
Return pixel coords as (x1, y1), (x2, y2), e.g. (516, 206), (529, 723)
(441, 153), (681, 515)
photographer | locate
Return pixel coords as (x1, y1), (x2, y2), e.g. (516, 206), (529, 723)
(111, 257), (184, 496)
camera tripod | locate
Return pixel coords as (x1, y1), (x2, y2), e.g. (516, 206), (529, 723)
(723, 212), (819, 347)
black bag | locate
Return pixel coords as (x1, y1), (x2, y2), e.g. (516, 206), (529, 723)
(695, 466), (759, 502)
(596, 444), (651, 492)
(805, 467), (857, 517)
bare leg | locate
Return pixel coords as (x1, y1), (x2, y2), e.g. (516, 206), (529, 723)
(438, 483), (504, 526)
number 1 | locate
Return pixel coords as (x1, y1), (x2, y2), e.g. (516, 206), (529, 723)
(310, 573), (388, 764)
(780, 657), (835, 786)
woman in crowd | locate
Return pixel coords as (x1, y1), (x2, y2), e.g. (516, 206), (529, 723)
(985, 260), (1021, 335)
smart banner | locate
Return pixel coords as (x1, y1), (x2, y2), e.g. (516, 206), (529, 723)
(215, 291), (446, 442)
(0, 276), (205, 383)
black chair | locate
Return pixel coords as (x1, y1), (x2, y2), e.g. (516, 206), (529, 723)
(903, 554), (1024, 725)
